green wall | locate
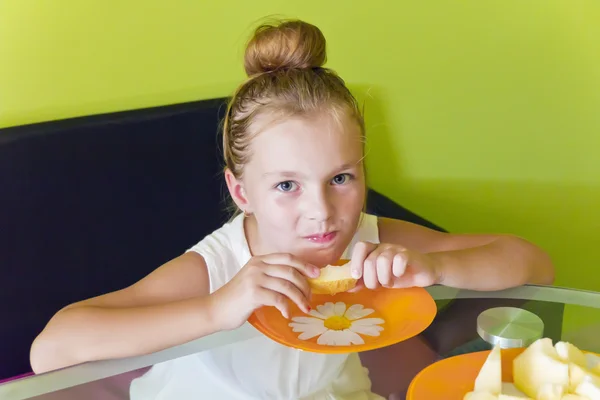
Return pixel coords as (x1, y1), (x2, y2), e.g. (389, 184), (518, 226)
(2, 1), (599, 291)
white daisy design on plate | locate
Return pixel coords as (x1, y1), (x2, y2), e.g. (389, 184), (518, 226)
(288, 301), (385, 346)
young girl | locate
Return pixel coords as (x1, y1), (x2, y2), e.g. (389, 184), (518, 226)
(30, 19), (554, 399)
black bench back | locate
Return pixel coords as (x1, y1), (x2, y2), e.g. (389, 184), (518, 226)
(0, 98), (444, 380)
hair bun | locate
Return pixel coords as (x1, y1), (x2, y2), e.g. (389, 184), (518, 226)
(244, 20), (327, 76)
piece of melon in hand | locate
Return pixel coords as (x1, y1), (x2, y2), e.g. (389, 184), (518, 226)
(307, 262), (357, 295)
(513, 338), (569, 399)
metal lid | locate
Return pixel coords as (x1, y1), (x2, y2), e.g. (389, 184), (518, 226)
(477, 307), (544, 348)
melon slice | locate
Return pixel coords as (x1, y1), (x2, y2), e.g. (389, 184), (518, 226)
(307, 261), (356, 295)
(513, 338), (569, 399)
(474, 345), (502, 395)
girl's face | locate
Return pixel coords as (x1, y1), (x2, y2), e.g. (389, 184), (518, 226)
(228, 113), (366, 267)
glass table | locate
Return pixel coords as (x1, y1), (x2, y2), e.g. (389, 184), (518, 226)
(1, 284), (599, 400)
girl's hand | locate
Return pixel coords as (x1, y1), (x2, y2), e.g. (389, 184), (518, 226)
(349, 242), (440, 291)
(212, 253), (320, 330)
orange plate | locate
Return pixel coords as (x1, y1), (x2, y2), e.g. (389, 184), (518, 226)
(247, 286), (437, 354)
(407, 348), (525, 399)
(407, 347), (600, 399)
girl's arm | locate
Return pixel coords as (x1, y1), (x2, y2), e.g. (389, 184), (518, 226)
(378, 217), (555, 291)
(30, 252), (219, 374)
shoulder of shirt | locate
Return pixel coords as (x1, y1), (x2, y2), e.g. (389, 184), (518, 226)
(186, 214), (245, 258)
(357, 212), (380, 244)
(361, 212), (378, 223)
(359, 212), (379, 230)
(341, 212), (380, 259)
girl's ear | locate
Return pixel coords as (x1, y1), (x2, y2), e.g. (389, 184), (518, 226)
(225, 168), (251, 213)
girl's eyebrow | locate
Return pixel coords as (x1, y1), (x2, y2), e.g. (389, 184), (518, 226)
(262, 162), (360, 178)
(262, 171), (304, 178)
(338, 162), (360, 170)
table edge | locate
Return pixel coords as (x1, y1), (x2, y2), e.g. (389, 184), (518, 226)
(3, 284), (599, 399)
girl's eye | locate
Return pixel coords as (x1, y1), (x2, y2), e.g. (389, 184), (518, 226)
(331, 174), (351, 185)
(276, 181), (298, 192)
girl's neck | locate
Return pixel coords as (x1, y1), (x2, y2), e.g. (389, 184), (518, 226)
(243, 213), (264, 257)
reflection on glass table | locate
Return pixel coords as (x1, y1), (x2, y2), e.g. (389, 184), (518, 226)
(1, 284), (599, 400)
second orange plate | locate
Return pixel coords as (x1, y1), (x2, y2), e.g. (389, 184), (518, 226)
(407, 347), (600, 399)
(247, 286), (437, 353)
(407, 348), (525, 399)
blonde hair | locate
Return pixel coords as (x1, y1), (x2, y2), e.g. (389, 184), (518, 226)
(223, 19), (365, 215)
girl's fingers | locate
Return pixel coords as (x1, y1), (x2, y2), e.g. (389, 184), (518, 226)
(260, 276), (311, 314)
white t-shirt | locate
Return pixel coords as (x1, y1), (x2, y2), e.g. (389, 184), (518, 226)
(130, 213), (384, 400)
